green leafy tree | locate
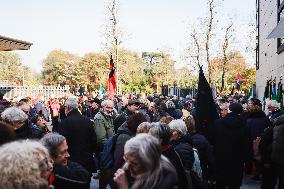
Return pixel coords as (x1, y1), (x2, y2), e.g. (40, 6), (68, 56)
(210, 51), (256, 94)
(22, 66), (41, 86)
(75, 52), (109, 91)
(0, 52), (22, 83)
(42, 49), (80, 86)
(142, 51), (175, 93)
(174, 68), (198, 88)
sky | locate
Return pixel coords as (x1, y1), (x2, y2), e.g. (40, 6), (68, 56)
(0, 0), (255, 72)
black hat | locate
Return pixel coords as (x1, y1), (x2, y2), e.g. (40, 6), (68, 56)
(128, 99), (143, 105)
(90, 98), (101, 106)
(229, 103), (243, 114)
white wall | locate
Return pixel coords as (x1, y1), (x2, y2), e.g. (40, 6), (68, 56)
(257, 0), (284, 100)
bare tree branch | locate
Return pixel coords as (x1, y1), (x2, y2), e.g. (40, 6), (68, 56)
(191, 29), (201, 69)
(205, 0), (215, 85)
(221, 22), (233, 92)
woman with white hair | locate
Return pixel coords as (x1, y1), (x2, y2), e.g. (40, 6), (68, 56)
(114, 134), (178, 189)
(168, 120), (195, 174)
(1, 106), (30, 139)
(0, 140), (53, 189)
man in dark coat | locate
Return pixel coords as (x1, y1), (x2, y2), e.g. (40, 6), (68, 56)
(86, 98), (101, 120)
(244, 104), (270, 178)
(59, 97), (97, 174)
(212, 103), (246, 189)
(113, 99), (142, 133)
(41, 133), (90, 189)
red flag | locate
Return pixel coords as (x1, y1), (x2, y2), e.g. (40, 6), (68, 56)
(107, 55), (116, 96)
(236, 73), (243, 90)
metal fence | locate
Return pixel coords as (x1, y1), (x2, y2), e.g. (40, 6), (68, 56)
(0, 85), (71, 101)
(169, 86), (197, 98)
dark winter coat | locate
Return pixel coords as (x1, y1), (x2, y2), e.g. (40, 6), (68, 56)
(86, 107), (99, 120)
(245, 111), (271, 141)
(190, 132), (214, 180)
(53, 160), (90, 189)
(113, 109), (134, 133)
(245, 111), (271, 162)
(15, 120), (31, 140)
(167, 108), (178, 119)
(171, 135), (195, 171)
(152, 166), (179, 189)
(212, 113), (246, 187)
(29, 123), (47, 139)
(113, 122), (134, 170)
(161, 145), (189, 189)
(272, 114), (284, 165)
(59, 109), (97, 173)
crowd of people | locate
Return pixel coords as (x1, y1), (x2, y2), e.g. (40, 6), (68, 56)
(0, 92), (283, 189)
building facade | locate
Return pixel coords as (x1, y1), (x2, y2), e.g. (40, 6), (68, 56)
(256, 0), (284, 100)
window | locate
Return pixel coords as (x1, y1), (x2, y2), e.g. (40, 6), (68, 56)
(277, 0), (284, 53)
(256, 0), (259, 70)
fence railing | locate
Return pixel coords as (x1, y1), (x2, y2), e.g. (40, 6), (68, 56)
(0, 85), (71, 101)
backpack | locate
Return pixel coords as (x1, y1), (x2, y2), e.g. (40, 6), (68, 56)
(192, 148), (202, 178)
(98, 130), (128, 170)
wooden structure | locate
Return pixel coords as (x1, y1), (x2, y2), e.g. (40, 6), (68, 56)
(0, 35), (32, 51)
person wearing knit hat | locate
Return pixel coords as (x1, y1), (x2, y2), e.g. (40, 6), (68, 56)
(86, 98), (101, 119)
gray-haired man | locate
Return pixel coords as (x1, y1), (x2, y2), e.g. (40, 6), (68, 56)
(59, 96), (97, 174)
(41, 133), (90, 189)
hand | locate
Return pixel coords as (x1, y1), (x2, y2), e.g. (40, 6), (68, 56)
(114, 169), (129, 189)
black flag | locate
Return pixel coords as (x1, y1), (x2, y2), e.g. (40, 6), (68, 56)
(195, 67), (219, 140)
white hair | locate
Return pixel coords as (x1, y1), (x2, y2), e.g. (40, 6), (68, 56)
(124, 134), (176, 189)
(168, 119), (188, 136)
(266, 99), (280, 109)
(101, 100), (114, 107)
(0, 140), (49, 189)
(219, 103), (229, 110)
(166, 100), (175, 109)
(1, 106), (28, 123)
(65, 96), (79, 109)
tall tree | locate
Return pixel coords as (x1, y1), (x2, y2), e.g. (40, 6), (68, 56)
(220, 22), (234, 92)
(42, 49), (80, 86)
(210, 51), (255, 94)
(142, 51), (175, 93)
(174, 67), (198, 88)
(74, 53), (109, 91)
(104, 0), (123, 94)
(205, 0), (216, 84)
(21, 66), (41, 86)
(0, 52), (22, 83)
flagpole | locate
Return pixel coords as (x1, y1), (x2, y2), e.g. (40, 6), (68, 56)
(115, 38), (120, 95)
